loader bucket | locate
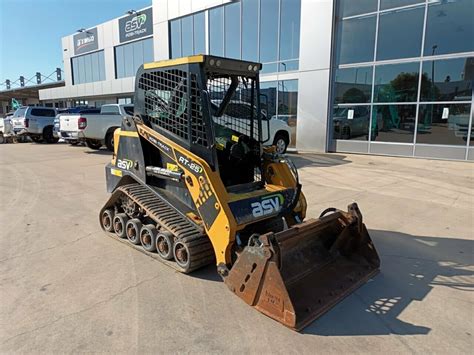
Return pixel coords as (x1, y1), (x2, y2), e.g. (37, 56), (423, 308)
(224, 203), (380, 331)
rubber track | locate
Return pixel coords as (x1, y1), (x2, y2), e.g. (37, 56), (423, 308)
(102, 183), (215, 273)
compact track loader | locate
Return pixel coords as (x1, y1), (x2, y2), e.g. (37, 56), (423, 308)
(99, 55), (380, 331)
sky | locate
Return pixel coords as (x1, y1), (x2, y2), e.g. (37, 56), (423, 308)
(0, 0), (151, 86)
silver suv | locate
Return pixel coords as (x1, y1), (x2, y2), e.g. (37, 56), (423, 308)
(13, 106), (58, 143)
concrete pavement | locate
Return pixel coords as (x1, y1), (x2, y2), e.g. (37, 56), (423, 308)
(0, 142), (472, 353)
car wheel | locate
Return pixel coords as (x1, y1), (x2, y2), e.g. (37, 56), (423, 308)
(86, 139), (102, 150)
(43, 126), (59, 144)
(105, 132), (114, 151)
(31, 135), (42, 143)
(273, 133), (289, 154)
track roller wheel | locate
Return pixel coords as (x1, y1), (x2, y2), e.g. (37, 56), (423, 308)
(173, 240), (191, 272)
(113, 213), (129, 238)
(155, 231), (174, 260)
(126, 219), (142, 244)
(101, 209), (114, 232)
(140, 224), (157, 252)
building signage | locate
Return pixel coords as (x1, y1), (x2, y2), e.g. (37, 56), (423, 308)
(119, 7), (153, 43)
(73, 27), (98, 55)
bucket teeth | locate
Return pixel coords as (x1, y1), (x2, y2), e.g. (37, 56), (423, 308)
(225, 203), (380, 331)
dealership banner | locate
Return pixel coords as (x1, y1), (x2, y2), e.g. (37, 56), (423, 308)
(119, 7), (153, 43)
(73, 27), (98, 55)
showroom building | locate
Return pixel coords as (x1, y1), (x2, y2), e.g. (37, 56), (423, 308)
(39, 0), (474, 160)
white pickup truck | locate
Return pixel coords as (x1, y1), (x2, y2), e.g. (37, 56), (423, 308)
(75, 104), (134, 150)
(57, 107), (100, 145)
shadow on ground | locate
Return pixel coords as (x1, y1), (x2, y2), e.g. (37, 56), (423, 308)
(83, 149), (112, 155)
(288, 153), (351, 169)
(303, 230), (473, 336)
(190, 229), (472, 336)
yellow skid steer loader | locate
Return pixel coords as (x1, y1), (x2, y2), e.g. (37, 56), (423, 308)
(99, 55), (380, 330)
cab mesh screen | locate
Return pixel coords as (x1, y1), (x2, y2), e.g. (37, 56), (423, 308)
(138, 69), (208, 147)
(207, 75), (259, 141)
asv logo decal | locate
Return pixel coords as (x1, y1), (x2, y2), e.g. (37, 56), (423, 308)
(117, 159), (133, 170)
(125, 14), (147, 33)
(251, 194), (284, 218)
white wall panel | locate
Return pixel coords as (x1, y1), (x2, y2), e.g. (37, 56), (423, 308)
(111, 79), (122, 95)
(294, 0), (335, 152)
(179, 0), (192, 16)
(62, 36), (73, 86)
(168, 0), (180, 19)
(192, 0), (227, 12)
(103, 47), (115, 82)
(296, 69), (331, 151)
(101, 80), (112, 96)
(154, 22), (169, 61)
(104, 19), (118, 48)
(299, 0), (334, 72)
(154, 0), (168, 24)
(121, 77), (135, 93)
(93, 82), (102, 95)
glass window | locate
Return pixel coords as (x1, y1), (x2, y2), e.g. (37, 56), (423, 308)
(259, 0), (279, 63)
(194, 12), (205, 55)
(278, 80), (298, 147)
(181, 16), (194, 57)
(259, 80), (299, 146)
(417, 103), (472, 146)
(72, 57), (79, 85)
(421, 57), (474, 102)
(72, 51), (106, 84)
(123, 106), (134, 115)
(84, 54), (92, 83)
(210, 7), (224, 56)
(91, 51), (99, 82)
(334, 66), (373, 104)
(279, 0), (301, 62)
(225, 2), (241, 59)
(333, 105), (371, 141)
(335, 15), (376, 65)
(123, 44), (135, 78)
(13, 108), (27, 117)
(170, 19), (181, 58)
(377, 6), (424, 61)
(77, 55), (85, 84)
(101, 106), (120, 115)
(116, 39), (153, 79)
(133, 41), (144, 77)
(115, 46), (124, 78)
(98, 51), (106, 81)
(260, 81), (278, 119)
(242, 0), (258, 62)
(143, 38), (154, 63)
(381, 0), (424, 10)
(374, 62), (420, 103)
(279, 60), (299, 72)
(424, 0), (474, 56)
(371, 104), (416, 143)
(337, 0), (377, 18)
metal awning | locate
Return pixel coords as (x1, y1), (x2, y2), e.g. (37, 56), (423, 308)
(0, 81), (65, 101)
